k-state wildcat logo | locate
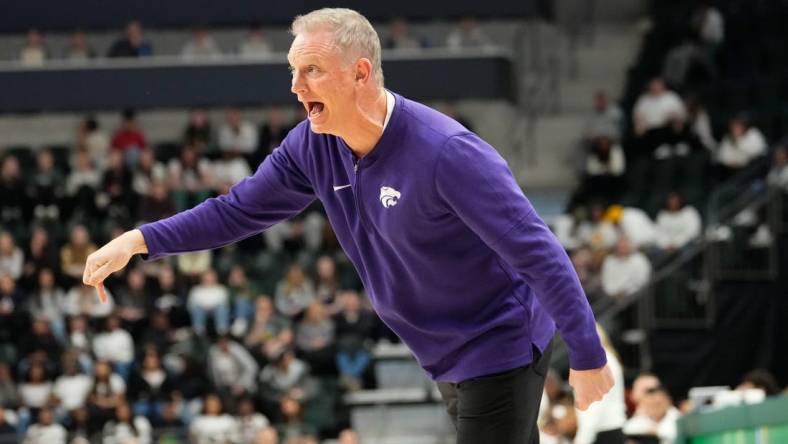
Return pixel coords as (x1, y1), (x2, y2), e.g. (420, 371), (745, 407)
(379, 186), (401, 208)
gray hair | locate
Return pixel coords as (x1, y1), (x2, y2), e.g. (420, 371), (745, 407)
(290, 8), (384, 86)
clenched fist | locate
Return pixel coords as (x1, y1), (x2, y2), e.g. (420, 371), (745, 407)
(569, 363), (615, 410)
(83, 229), (148, 302)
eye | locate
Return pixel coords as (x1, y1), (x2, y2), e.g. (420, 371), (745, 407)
(307, 65), (320, 74)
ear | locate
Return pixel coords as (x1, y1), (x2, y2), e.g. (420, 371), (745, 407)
(354, 58), (373, 84)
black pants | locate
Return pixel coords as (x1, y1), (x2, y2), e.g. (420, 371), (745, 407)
(437, 340), (553, 444)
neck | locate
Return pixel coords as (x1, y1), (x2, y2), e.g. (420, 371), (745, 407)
(340, 88), (388, 158)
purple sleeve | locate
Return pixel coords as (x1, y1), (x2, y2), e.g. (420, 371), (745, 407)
(434, 133), (606, 370)
(139, 140), (315, 260)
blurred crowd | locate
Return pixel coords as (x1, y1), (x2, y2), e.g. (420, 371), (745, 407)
(0, 107), (401, 443)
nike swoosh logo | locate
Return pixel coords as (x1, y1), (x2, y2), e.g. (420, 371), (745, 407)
(333, 184), (352, 191)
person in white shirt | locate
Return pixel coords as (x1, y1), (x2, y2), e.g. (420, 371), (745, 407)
(207, 335), (259, 396)
(189, 393), (239, 444)
(187, 269), (230, 336)
(18, 364), (53, 411)
(633, 78), (686, 136)
(574, 325), (626, 444)
(237, 397), (270, 443)
(655, 192), (702, 251)
(23, 407), (66, 444)
(218, 108), (259, 155)
(101, 402), (152, 444)
(716, 115), (767, 174)
(239, 24), (274, 58)
(623, 387), (680, 444)
(52, 356), (93, 412)
(0, 231), (24, 280)
(92, 315), (135, 381)
(601, 237), (652, 299)
(605, 206), (657, 249)
(767, 145), (788, 192)
(181, 27), (222, 60)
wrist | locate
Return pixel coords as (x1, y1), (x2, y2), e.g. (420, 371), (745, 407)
(122, 229), (149, 255)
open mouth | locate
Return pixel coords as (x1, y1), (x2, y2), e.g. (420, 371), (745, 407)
(307, 101), (325, 119)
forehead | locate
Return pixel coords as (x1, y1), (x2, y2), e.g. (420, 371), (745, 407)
(287, 29), (342, 63)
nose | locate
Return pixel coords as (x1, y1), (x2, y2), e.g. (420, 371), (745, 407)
(291, 71), (307, 96)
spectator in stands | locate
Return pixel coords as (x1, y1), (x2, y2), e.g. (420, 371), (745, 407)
(275, 263), (315, 318)
(86, 360), (127, 431)
(101, 401), (152, 444)
(137, 180), (176, 224)
(629, 373), (661, 414)
(176, 250), (213, 281)
(107, 21), (152, 58)
(132, 149), (166, 197)
(736, 369), (781, 396)
(0, 155), (30, 237)
(574, 325), (626, 444)
(239, 23), (274, 58)
(295, 301), (335, 374)
(51, 353), (92, 414)
(384, 17), (427, 50)
(21, 228), (59, 292)
(65, 30), (95, 61)
(207, 334), (259, 396)
(189, 393), (238, 444)
(655, 192), (702, 251)
(237, 396), (270, 443)
(219, 108), (258, 156)
(258, 349), (313, 407)
(66, 149), (101, 223)
(633, 78), (685, 137)
(18, 362), (53, 413)
(168, 143), (215, 211)
(313, 255), (340, 307)
(0, 407), (17, 438)
(256, 426), (279, 444)
(114, 268), (150, 333)
(150, 264), (188, 325)
(691, 1), (724, 47)
(601, 237), (652, 300)
(222, 266), (254, 337)
(60, 225), (97, 284)
(0, 363), (19, 408)
(183, 109), (213, 151)
(716, 115), (767, 178)
(623, 387), (679, 444)
(127, 349), (175, 417)
(575, 135), (626, 207)
(188, 269), (230, 336)
(30, 149), (65, 224)
(18, 319), (62, 365)
(65, 316), (94, 369)
(76, 116), (110, 169)
(245, 296), (292, 363)
(685, 97), (716, 152)
(0, 273), (24, 344)
(0, 231), (24, 280)
(604, 205), (657, 249)
(19, 28), (47, 67)
(181, 27), (222, 60)
(99, 150), (136, 226)
(63, 283), (114, 319)
(661, 36), (714, 92)
(580, 203), (619, 253)
(767, 145), (788, 191)
(23, 407), (66, 444)
(111, 109), (149, 169)
(28, 269), (67, 342)
(446, 17), (493, 51)
(276, 396), (317, 442)
(584, 90), (624, 142)
(92, 315), (135, 381)
(256, 107), (291, 165)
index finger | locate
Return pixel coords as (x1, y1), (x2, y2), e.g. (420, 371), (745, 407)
(97, 283), (107, 304)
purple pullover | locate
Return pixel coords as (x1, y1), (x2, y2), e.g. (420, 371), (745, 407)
(139, 92), (606, 382)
